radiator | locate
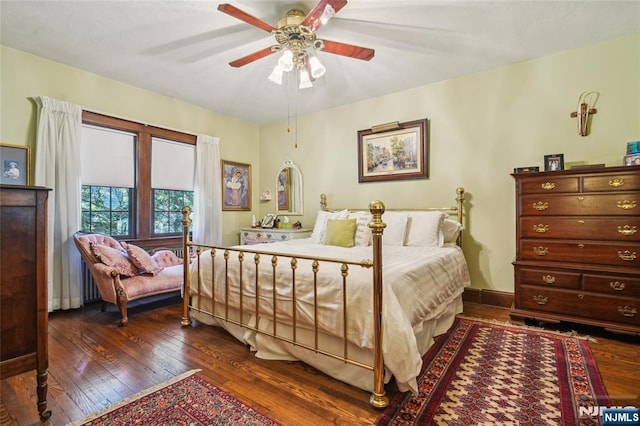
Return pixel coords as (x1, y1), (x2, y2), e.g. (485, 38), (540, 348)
(82, 246), (184, 304)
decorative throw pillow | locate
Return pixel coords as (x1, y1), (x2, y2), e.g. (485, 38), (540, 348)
(90, 242), (138, 277)
(323, 219), (357, 248)
(405, 211), (447, 247)
(150, 250), (184, 268)
(310, 209), (350, 243)
(381, 212), (409, 246)
(348, 211), (372, 246)
(442, 218), (463, 244)
(121, 242), (164, 275)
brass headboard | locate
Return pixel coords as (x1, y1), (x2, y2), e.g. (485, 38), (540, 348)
(319, 187), (465, 247)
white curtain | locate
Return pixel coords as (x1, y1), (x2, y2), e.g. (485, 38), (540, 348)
(193, 135), (222, 245)
(34, 96), (83, 311)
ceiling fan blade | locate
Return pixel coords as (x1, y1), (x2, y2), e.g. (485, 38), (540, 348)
(302, 0), (348, 32)
(319, 39), (375, 61)
(229, 46), (278, 67)
(218, 3), (277, 33)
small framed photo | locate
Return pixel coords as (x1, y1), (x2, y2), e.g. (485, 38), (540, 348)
(624, 154), (640, 166)
(261, 214), (277, 229)
(1, 143), (31, 186)
(544, 154), (564, 171)
(627, 141), (640, 155)
(222, 160), (251, 211)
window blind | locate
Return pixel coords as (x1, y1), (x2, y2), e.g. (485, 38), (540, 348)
(151, 137), (195, 191)
(81, 125), (135, 188)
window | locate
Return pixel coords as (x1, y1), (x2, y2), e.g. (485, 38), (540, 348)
(81, 111), (196, 242)
(81, 186), (132, 236)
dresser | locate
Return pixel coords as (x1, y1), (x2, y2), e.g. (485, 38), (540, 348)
(0, 185), (52, 421)
(240, 227), (312, 245)
(510, 166), (640, 335)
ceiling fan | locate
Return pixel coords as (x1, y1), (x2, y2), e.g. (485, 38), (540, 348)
(218, 1), (375, 87)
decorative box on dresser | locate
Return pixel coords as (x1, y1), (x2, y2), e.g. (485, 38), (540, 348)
(240, 227), (312, 245)
(0, 185), (52, 421)
(510, 166), (640, 335)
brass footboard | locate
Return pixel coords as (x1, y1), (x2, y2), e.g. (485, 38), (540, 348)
(180, 201), (389, 408)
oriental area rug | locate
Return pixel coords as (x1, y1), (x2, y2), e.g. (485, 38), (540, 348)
(376, 317), (610, 426)
(69, 370), (280, 426)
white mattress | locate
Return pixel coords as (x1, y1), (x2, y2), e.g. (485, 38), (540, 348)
(189, 238), (471, 394)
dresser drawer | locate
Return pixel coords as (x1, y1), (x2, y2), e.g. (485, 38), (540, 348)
(583, 172), (640, 192)
(516, 266), (581, 289)
(520, 216), (640, 241)
(521, 193), (639, 216)
(518, 286), (640, 326)
(583, 274), (640, 297)
(520, 239), (640, 267)
(518, 176), (579, 194)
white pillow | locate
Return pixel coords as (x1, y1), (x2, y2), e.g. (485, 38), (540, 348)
(442, 218), (463, 244)
(310, 209), (349, 243)
(381, 211), (409, 246)
(405, 211), (446, 247)
(348, 211), (372, 246)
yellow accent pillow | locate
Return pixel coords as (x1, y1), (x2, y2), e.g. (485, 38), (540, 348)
(323, 219), (357, 248)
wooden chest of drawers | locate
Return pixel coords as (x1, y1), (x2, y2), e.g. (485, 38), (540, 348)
(511, 166), (640, 335)
(239, 227), (312, 245)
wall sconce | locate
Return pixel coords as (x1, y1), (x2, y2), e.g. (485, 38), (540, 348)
(570, 91), (599, 137)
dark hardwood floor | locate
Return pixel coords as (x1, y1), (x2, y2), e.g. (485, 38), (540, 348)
(1, 298), (638, 425)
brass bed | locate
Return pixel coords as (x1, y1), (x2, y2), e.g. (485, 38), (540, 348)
(180, 187), (468, 408)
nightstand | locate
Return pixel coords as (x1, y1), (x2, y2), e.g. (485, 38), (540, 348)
(239, 227), (312, 245)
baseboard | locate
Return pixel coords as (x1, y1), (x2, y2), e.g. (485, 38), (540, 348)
(463, 288), (513, 309)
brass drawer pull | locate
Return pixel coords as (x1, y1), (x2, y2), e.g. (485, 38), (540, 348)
(577, 244), (585, 249)
(577, 196), (585, 202)
(578, 220), (585, 225)
(608, 178), (624, 188)
(533, 295), (548, 305)
(542, 275), (555, 284)
(532, 202), (549, 211)
(578, 294), (584, 300)
(618, 306), (637, 317)
(618, 225), (637, 236)
(533, 224), (549, 233)
(617, 251), (637, 261)
(617, 200), (637, 210)
(534, 246), (549, 256)
(541, 182), (555, 190)
(609, 281), (626, 291)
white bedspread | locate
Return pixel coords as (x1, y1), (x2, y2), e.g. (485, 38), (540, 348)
(190, 238), (470, 394)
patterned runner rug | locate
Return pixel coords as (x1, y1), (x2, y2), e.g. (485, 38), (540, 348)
(69, 370), (280, 425)
(376, 317), (610, 425)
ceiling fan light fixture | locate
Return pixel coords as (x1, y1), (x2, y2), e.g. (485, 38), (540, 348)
(298, 69), (313, 89)
(309, 54), (326, 79)
(278, 49), (294, 72)
(268, 64), (285, 85)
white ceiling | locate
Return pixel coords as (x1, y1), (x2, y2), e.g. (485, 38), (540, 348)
(2, 1), (639, 125)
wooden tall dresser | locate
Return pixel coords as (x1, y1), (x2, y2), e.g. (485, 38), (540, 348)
(0, 185), (52, 421)
(511, 166), (640, 335)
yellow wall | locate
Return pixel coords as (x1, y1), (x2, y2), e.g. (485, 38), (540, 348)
(259, 33), (640, 293)
(0, 45), (260, 243)
(2, 34), (639, 293)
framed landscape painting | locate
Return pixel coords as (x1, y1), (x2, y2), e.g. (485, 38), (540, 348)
(1, 143), (30, 186)
(221, 160), (251, 211)
(357, 119), (428, 183)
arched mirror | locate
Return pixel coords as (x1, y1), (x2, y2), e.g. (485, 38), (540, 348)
(276, 159), (303, 216)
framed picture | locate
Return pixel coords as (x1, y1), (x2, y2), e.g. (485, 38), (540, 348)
(261, 214), (277, 228)
(544, 153), (564, 171)
(627, 141), (640, 155)
(1, 143), (31, 186)
(357, 119), (428, 183)
(277, 168), (290, 211)
(222, 160), (251, 211)
(624, 154), (640, 166)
